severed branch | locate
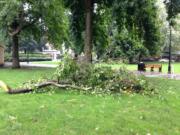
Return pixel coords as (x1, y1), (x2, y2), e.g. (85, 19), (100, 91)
(2, 81), (91, 94)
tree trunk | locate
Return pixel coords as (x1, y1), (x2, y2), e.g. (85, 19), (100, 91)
(73, 53), (77, 60)
(138, 54), (142, 63)
(129, 57), (134, 64)
(84, 0), (93, 63)
(12, 34), (20, 68)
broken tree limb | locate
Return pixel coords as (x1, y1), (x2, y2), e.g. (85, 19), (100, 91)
(0, 80), (91, 94)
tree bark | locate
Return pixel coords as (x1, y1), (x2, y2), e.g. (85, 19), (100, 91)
(84, 0), (93, 63)
(12, 34), (20, 68)
(4, 81), (91, 94)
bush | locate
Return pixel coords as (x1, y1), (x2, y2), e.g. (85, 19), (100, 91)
(55, 55), (79, 82)
(55, 56), (153, 94)
(4, 52), (52, 62)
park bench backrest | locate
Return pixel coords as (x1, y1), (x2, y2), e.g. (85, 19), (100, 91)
(145, 64), (162, 68)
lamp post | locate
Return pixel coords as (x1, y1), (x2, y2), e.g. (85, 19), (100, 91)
(168, 20), (172, 74)
(168, 0), (172, 74)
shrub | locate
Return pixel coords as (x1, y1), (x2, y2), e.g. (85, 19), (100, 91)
(55, 56), (153, 94)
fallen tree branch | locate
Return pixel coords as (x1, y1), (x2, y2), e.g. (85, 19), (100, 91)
(4, 81), (91, 94)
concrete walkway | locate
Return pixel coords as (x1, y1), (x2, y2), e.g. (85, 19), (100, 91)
(4, 62), (57, 68)
(134, 71), (180, 80)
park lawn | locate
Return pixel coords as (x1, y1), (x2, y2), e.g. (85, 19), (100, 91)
(98, 62), (180, 73)
(32, 61), (60, 65)
(32, 61), (180, 73)
(0, 68), (179, 135)
(0, 68), (55, 87)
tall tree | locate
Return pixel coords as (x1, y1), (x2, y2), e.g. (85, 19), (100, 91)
(65, 0), (113, 63)
(66, 0), (161, 63)
(0, 0), (68, 68)
(164, 0), (180, 73)
(65, 0), (85, 56)
(84, 0), (93, 62)
(112, 0), (162, 61)
(164, 0), (180, 20)
(93, 3), (112, 59)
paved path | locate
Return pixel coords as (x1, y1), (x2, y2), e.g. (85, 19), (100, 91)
(4, 62), (57, 68)
(134, 71), (180, 80)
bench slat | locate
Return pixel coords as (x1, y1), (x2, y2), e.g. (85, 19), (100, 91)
(145, 64), (162, 68)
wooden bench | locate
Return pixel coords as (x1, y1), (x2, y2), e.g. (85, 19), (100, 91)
(145, 64), (162, 72)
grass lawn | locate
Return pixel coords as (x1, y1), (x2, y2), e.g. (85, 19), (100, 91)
(98, 62), (180, 74)
(0, 68), (179, 135)
(0, 68), (55, 87)
(32, 61), (180, 74)
(32, 61), (60, 65)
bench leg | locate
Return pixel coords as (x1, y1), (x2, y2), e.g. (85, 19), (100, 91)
(151, 67), (154, 72)
(159, 67), (162, 72)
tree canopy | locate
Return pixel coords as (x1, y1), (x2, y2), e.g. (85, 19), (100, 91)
(164, 0), (180, 20)
(0, 0), (167, 65)
(112, 0), (162, 59)
(0, 0), (68, 67)
(65, 0), (162, 62)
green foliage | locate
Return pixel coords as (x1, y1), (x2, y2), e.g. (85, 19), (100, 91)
(0, 0), (69, 47)
(106, 28), (148, 63)
(112, 0), (162, 57)
(55, 56), (153, 94)
(93, 4), (112, 58)
(66, 0), (162, 60)
(55, 54), (79, 82)
(4, 52), (51, 62)
(19, 38), (39, 52)
(65, 0), (113, 55)
(0, 30), (8, 45)
(64, 0), (85, 54)
(164, 0), (180, 20)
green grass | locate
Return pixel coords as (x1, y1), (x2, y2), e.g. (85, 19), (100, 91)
(32, 61), (180, 73)
(98, 62), (180, 73)
(5, 53), (51, 58)
(0, 68), (179, 135)
(0, 68), (55, 87)
(32, 61), (60, 65)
